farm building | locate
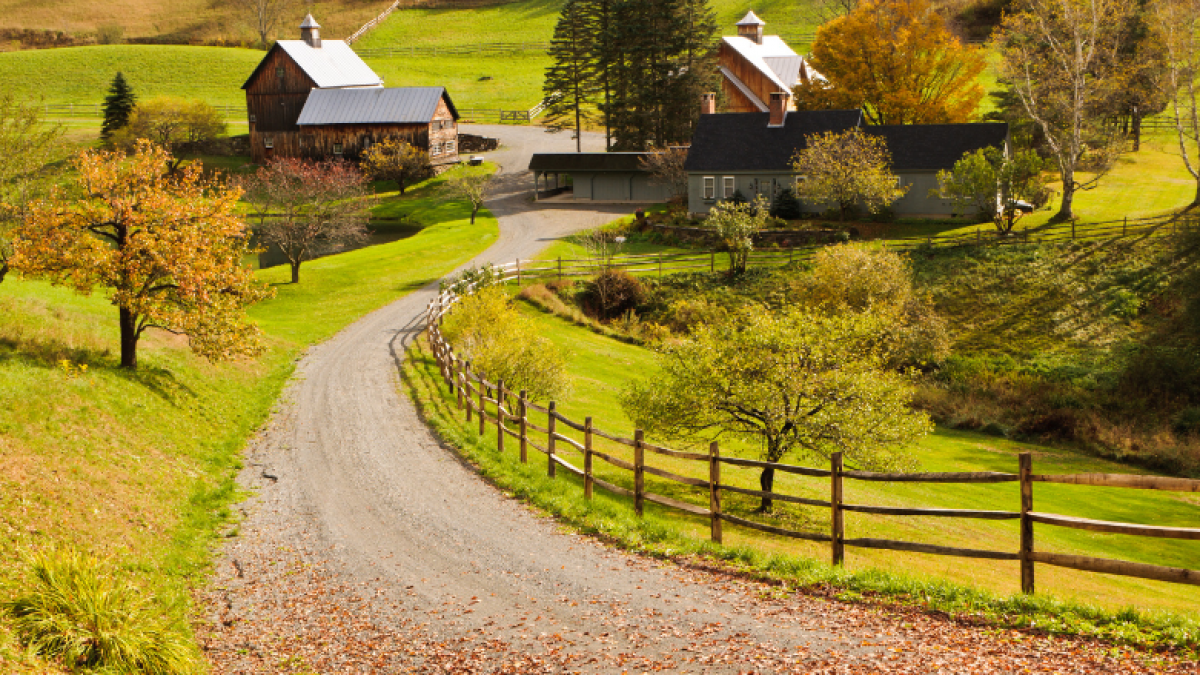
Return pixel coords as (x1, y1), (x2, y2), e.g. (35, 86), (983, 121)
(528, 153), (672, 203)
(717, 12), (824, 114)
(242, 14), (459, 165)
(684, 93), (1010, 216)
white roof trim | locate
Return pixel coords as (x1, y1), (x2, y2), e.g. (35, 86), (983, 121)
(719, 66), (769, 112)
(721, 36), (795, 92)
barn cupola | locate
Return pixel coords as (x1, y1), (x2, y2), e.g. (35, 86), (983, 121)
(300, 13), (322, 48)
(736, 11), (765, 45)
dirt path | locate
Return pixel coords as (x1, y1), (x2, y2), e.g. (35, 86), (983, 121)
(200, 126), (1192, 674)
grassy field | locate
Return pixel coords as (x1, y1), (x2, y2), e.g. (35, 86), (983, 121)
(0, 168), (499, 672)
(410, 294), (1200, 630)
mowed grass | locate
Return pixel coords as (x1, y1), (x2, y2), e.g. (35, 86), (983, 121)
(0, 171), (499, 671)
(437, 297), (1200, 619)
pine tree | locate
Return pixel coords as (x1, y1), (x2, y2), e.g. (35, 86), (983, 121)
(101, 72), (136, 144)
(543, 0), (599, 152)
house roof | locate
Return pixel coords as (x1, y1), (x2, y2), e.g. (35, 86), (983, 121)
(296, 87), (458, 125)
(528, 152), (656, 173)
(684, 110), (864, 172)
(242, 40), (383, 90)
(863, 123), (1010, 172)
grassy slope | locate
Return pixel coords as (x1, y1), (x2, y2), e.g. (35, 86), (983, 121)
(0, 167), (498, 671)
(436, 298), (1200, 619)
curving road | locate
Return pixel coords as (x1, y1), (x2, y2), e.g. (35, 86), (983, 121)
(201, 125), (1187, 674)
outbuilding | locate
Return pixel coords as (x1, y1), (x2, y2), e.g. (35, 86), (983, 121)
(528, 153), (671, 202)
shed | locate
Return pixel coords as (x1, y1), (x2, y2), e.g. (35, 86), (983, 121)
(529, 153), (671, 202)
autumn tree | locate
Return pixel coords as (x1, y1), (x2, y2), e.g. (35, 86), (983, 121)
(239, 158), (371, 284)
(543, 0), (599, 152)
(791, 129), (908, 221)
(100, 72), (136, 145)
(0, 95), (64, 286)
(933, 146), (1050, 232)
(638, 147), (689, 203)
(12, 141), (269, 369)
(1151, 0), (1200, 207)
(795, 0), (986, 125)
(621, 306), (930, 512)
(115, 97), (226, 173)
(360, 139), (432, 195)
(996, 0), (1139, 221)
(444, 168), (493, 225)
(705, 194), (770, 274)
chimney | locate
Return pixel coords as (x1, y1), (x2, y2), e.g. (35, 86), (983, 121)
(736, 11), (765, 45)
(701, 92), (716, 115)
(768, 92), (790, 127)
(300, 14), (322, 48)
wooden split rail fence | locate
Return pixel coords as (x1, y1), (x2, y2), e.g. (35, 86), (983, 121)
(425, 270), (1200, 593)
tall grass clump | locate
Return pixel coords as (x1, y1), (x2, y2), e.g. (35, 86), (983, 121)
(4, 548), (198, 674)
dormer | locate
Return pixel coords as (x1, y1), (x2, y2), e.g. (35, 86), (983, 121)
(736, 11), (765, 45)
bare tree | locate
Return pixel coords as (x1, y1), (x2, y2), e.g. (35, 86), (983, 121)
(996, 0), (1139, 221)
(240, 0), (296, 48)
(803, 0), (861, 27)
(1151, 0), (1200, 208)
(240, 158), (372, 284)
(639, 147), (689, 205)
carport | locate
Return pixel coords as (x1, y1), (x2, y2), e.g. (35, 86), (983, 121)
(528, 152), (671, 202)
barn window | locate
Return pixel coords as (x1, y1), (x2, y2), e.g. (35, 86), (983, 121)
(363, 139), (372, 150)
(446, 140), (455, 154)
(275, 66), (284, 80)
(722, 176), (735, 199)
(703, 176), (715, 200)
(431, 142), (442, 155)
(333, 143), (343, 155)
(263, 136), (274, 149)
(248, 113), (256, 124)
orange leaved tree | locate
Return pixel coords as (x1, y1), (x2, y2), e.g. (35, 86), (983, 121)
(13, 140), (271, 369)
(795, 0), (985, 125)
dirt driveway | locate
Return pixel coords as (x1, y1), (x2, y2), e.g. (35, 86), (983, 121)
(200, 126), (1191, 674)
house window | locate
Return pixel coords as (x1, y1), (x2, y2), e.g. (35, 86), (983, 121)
(722, 176), (735, 199)
(333, 142), (343, 155)
(263, 136), (274, 149)
(703, 176), (715, 200)
(445, 140), (455, 154)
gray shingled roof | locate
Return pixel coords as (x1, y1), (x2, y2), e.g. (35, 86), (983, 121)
(684, 110), (864, 172)
(528, 153), (654, 173)
(242, 40), (383, 90)
(297, 87), (457, 125)
(862, 124), (1011, 172)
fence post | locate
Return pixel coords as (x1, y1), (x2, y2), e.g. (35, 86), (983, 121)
(516, 258), (522, 286)
(1123, 216), (1128, 236)
(1072, 219), (1076, 240)
(709, 441), (722, 544)
(584, 417), (594, 500)
(461, 361), (470, 417)
(519, 390), (528, 464)
(1020, 451), (1035, 594)
(710, 250), (715, 273)
(634, 430), (645, 516)
(657, 253), (662, 277)
(831, 452), (844, 566)
(479, 381), (487, 435)
(558, 256), (562, 282)
(496, 379), (505, 454)
(547, 401), (557, 478)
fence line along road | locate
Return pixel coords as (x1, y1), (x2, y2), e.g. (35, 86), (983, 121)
(422, 265), (1200, 594)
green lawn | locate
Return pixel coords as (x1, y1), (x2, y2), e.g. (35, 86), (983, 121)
(440, 298), (1200, 619)
(0, 170), (499, 672)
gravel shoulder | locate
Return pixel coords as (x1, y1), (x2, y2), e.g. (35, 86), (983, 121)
(199, 125), (1193, 674)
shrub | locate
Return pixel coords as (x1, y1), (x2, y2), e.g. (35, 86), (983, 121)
(804, 244), (913, 314)
(663, 297), (729, 335)
(584, 269), (645, 320)
(769, 188), (803, 220)
(886, 297), (952, 369)
(4, 548), (199, 674)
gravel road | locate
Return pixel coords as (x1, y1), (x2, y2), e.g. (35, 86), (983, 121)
(200, 125), (1192, 674)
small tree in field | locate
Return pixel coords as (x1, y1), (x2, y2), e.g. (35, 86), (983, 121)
(444, 169), (493, 224)
(792, 129), (908, 221)
(621, 306), (931, 512)
(12, 141), (270, 369)
(100, 72), (135, 145)
(0, 95), (64, 285)
(360, 139), (432, 195)
(705, 194), (770, 274)
(239, 158), (371, 284)
(115, 97), (226, 173)
(933, 147), (1049, 233)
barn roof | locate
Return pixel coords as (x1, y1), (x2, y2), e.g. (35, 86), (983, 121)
(528, 152), (656, 173)
(862, 124), (1011, 172)
(296, 87), (458, 125)
(684, 110), (864, 172)
(242, 40), (383, 90)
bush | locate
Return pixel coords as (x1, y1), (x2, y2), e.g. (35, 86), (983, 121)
(663, 297), (729, 335)
(584, 269), (645, 320)
(4, 548), (199, 674)
(886, 297), (952, 369)
(442, 286), (569, 400)
(803, 244), (914, 315)
(769, 188), (803, 220)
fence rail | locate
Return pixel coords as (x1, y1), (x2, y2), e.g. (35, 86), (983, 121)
(38, 102), (247, 121)
(423, 268), (1200, 594)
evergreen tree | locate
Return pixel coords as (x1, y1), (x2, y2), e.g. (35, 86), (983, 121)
(101, 72), (136, 144)
(543, 0), (599, 152)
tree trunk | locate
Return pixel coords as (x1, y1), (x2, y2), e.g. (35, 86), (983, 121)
(1193, 180), (1200, 210)
(397, 179), (406, 195)
(290, 261), (301, 284)
(1132, 111), (1142, 153)
(757, 466), (775, 513)
(119, 306), (139, 369)
(470, 204), (479, 224)
(0, 260), (7, 284)
(1054, 172), (1075, 222)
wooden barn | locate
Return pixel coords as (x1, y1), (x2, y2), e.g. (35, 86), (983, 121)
(241, 14), (460, 165)
(295, 87), (460, 165)
(717, 12), (824, 114)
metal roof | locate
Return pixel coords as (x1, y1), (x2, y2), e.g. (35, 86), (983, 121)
(274, 40), (383, 88)
(300, 13), (320, 28)
(297, 87), (458, 125)
(736, 11), (765, 26)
